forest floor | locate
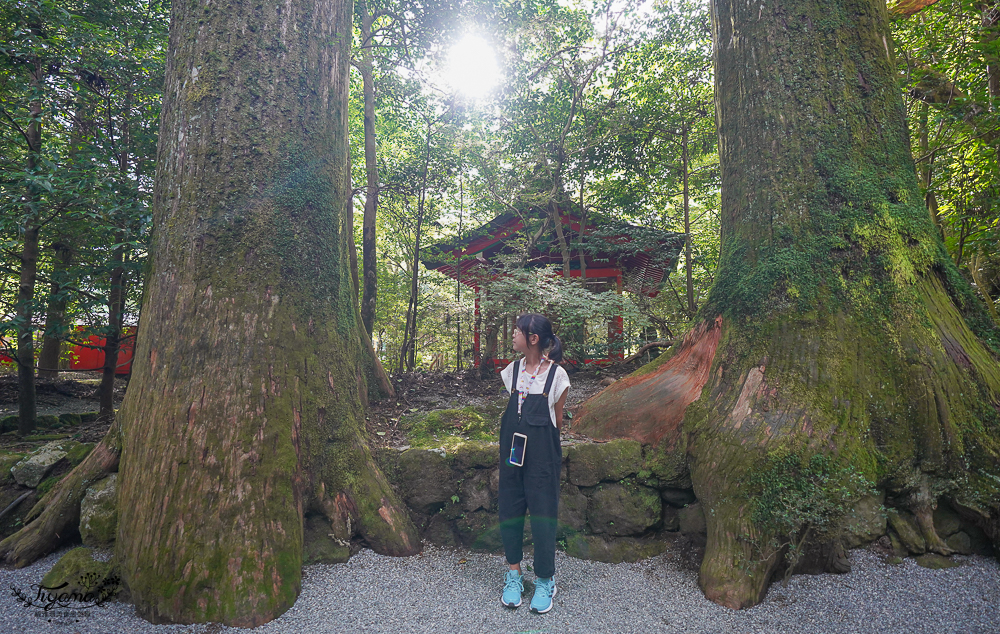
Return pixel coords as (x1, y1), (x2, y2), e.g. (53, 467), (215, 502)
(0, 371), (127, 451)
(0, 362), (633, 454)
(365, 363), (636, 449)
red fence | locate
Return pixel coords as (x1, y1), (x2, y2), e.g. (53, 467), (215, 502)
(0, 326), (136, 375)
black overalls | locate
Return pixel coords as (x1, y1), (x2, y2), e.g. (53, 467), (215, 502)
(498, 360), (561, 579)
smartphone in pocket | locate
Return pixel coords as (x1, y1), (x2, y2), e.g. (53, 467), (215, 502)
(509, 432), (527, 466)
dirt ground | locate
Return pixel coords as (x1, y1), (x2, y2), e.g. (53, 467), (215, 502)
(364, 362), (637, 448)
(0, 361), (639, 454)
(0, 371), (127, 452)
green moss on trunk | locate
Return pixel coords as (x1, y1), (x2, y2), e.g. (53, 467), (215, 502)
(114, 0), (417, 627)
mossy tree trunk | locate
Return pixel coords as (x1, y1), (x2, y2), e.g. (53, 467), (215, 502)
(113, 0), (419, 625)
(0, 0), (419, 626)
(576, 0), (1000, 609)
(37, 242), (72, 380)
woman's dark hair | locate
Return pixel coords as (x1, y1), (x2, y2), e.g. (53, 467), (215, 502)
(515, 313), (563, 363)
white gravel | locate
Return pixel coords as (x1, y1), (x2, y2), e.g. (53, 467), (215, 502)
(2, 545), (998, 633)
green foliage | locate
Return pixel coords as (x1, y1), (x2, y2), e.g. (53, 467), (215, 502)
(893, 0), (1000, 327)
(0, 0), (166, 362)
(741, 452), (877, 577)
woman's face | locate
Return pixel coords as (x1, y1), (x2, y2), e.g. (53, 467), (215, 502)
(512, 327), (538, 354)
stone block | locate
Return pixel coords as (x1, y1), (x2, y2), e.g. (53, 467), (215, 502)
(587, 483), (660, 536)
(424, 513), (460, 548)
(396, 449), (457, 514)
(915, 553), (961, 569)
(945, 531), (972, 555)
(662, 505), (680, 532)
(933, 503), (962, 538)
(80, 474), (118, 547)
(58, 413), (83, 427)
(453, 442), (497, 470)
(564, 534), (667, 564)
(459, 470), (494, 513)
(678, 502), (706, 535)
(11, 440), (71, 488)
(36, 414), (60, 429)
(841, 492), (886, 549)
(303, 514), (351, 564)
(567, 440), (642, 487)
(558, 483), (588, 535)
(0, 415), (17, 433)
(456, 510), (503, 551)
(40, 548), (121, 604)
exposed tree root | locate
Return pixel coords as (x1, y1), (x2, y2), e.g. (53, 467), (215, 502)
(0, 420), (121, 568)
(575, 317), (722, 445)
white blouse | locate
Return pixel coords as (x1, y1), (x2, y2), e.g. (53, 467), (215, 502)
(500, 359), (571, 427)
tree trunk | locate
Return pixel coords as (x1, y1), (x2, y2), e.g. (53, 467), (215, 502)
(682, 122), (695, 316)
(358, 0), (379, 339)
(16, 62), (44, 436)
(0, 0), (419, 625)
(578, 170), (587, 283)
(399, 123), (432, 373)
(97, 241), (125, 421)
(549, 201), (572, 278)
(576, 0), (1000, 609)
(37, 242), (73, 380)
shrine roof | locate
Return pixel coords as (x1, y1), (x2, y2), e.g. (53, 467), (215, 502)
(421, 209), (685, 296)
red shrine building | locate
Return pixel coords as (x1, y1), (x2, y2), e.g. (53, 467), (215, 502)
(422, 208), (685, 368)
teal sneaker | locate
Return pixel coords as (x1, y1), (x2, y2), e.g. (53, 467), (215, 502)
(501, 569), (523, 608)
(530, 576), (557, 613)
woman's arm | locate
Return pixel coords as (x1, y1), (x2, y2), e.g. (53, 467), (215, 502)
(554, 387), (569, 431)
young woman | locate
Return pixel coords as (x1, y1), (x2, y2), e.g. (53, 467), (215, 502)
(497, 313), (570, 614)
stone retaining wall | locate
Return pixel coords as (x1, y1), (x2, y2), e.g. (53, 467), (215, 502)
(375, 438), (705, 563)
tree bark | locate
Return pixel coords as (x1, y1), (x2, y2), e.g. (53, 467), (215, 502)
(97, 240), (125, 421)
(357, 0), (379, 339)
(576, 0), (1000, 610)
(399, 121), (432, 373)
(37, 242), (73, 380)
(16, 60), (45, 436)
(4, 0), (423, 625)
(682, 122), (695, 316)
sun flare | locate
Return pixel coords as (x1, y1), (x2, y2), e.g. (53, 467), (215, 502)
(444, 35), (500, 100)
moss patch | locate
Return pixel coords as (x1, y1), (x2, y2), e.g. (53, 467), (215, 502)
(40, 548), (121, 604)
(0, 452), (25, 485)
(401, 406), (499, 450)
(65, 442), (94, 467)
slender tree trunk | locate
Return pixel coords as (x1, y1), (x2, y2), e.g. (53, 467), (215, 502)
(16, 61), (44, 436)
(970, 253), (1000, 327)
(0, 0), (419, 625)
(578, 170), (587, 283)
(577, 0), (1000, 609)
(400, 122), (432, 373)
(984, 4), (999, 103)
(97, 240), (125, 421)
(358, 0), (379, 338)
(456, 172), (463, 371)
(37, 243), (73, 380)
(682, 122), (695, 316)
(549, 200), (572, 278)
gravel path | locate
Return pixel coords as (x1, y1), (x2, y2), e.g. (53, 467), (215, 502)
(2, 545), (998, 633)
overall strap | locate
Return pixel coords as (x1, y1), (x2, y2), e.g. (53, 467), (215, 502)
(541, 361), (558, 397)
(512, 359), (520, 380)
